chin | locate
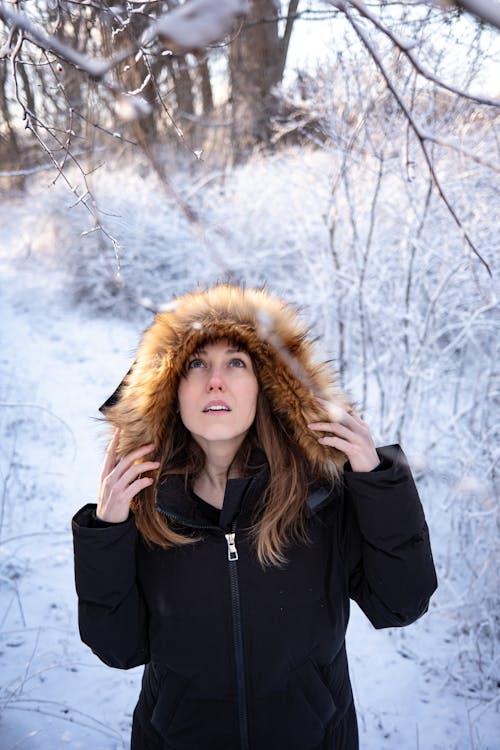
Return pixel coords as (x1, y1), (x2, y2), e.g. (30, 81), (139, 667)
(191, 425), (250, 447)
(201, 430), (246, 444)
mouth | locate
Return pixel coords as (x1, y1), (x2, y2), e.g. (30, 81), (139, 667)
(202, 402), (231, 413)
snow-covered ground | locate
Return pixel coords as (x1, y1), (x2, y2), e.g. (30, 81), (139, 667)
(0, 150), (498, 749)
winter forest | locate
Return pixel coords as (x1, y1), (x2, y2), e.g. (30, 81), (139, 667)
(0, 0), (499, 748)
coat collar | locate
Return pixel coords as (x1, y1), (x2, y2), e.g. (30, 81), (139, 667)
(155, 452), (336, 533)
(155, 449), (270, 532)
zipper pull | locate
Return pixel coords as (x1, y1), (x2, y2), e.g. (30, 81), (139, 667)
(225, 532), (238, 561)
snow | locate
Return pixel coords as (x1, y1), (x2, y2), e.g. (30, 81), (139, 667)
(0, 254), (141, 749)
(143, 0), (250, 53)
(0, 146), (498, 748)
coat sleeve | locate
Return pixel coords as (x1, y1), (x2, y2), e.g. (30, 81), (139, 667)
(340, 444), (437, 629)
(72, 504), (150, 669)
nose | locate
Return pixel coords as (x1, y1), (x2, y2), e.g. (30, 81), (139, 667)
(206, 369), (225, 392)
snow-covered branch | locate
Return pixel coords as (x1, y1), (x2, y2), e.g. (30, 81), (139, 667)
(324, 0), (495, 276)
(451, 0), (500, 31)
(0, 3), (124, 79)
(0, 0), (250, 77)
(143, 0), (250, 52)
(332, 0), (500, 109)
(327, 0), (500, 31)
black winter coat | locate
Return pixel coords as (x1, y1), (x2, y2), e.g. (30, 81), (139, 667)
(72, 444), (437, 750)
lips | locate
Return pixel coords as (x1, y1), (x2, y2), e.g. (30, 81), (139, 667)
(202, 400), (231, 413)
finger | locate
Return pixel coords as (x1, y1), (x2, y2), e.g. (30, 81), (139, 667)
(316, 408), (367, 433)
(101, 429), (120, 479)
(314, 399), (362, 430)
(112, 443), (156, 481)
(316, 435), (351, 453)
(349, 414), (373, 439)
(98, 473), (153, 522)
(308, 421), (336, 430)
(117, 460), (161, 491)
(122, 475), (155, 504)
(337, 408), (366, 431)
(308, 422), (355, 439)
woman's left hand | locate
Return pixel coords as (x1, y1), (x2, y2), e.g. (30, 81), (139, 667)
(308, 398), (380, 472)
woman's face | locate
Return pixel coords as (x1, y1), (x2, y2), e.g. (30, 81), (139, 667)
(177, 339), (259, 455)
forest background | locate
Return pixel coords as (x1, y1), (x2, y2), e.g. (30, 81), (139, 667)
(0, 1), (499, 748)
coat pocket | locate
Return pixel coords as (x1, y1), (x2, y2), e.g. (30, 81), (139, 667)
(150, 668), (190, 740)
(151, 669), (236, 749)
(253, 658), (337, 750)
(294, 658), (337, 726)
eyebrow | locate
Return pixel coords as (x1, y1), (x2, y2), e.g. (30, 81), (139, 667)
(195, 347), (245, 355)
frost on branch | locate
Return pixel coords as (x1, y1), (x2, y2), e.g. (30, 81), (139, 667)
(143, 0), (250, 53)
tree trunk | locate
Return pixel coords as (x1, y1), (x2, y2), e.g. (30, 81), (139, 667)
(101, 1), (160, 140)
(172, 58), (195, 119)
(229, 0), (297, 161)
(0, 62), (24, 189)
(199, 59), (214, 114)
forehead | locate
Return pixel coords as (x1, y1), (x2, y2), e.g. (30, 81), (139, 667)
(192, 338), (248, 355)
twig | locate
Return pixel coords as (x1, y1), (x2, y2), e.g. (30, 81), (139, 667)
(7, 36), (123, 261)
(338, 0), (500, 108)
(0, 404), (77, 462)
(0, 3), (133, 81)
(0, 575), (26, 629)
(0, 699), (125, 742)
(129, 120), (232, 275)
(20, 628), (42, 696)
(333, 2), (492, 276)
(0, 419), (17, 538)
(7, 729), (42, 750)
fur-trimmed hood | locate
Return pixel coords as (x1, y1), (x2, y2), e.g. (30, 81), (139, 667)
(102, 284), (354, 477)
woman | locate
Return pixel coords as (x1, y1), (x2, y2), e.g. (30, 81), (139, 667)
(72, 284), (437, 750)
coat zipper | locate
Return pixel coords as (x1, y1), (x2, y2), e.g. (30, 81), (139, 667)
(158, 477), (257, 749)
(225, 521), (249, 750)
(225, 531), (238, 561)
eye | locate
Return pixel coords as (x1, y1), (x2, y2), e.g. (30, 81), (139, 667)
(229, 357), (246, 368)
(187, 358), (205, 369)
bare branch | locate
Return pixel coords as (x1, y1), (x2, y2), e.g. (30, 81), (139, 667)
(342, 0), (500, 108)
(327, 0), (500, 30)
(0, 3), (130, 79)
(328, 1), (493, 276)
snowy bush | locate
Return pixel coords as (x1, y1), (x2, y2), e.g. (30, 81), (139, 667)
(6, 132), (496, 703)
(1, 65), (498, 750)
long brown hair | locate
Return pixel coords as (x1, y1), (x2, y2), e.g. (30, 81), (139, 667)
(131, 386), (320, 567)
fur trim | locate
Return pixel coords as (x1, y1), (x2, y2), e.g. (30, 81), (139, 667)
(103, 284), (354, 477)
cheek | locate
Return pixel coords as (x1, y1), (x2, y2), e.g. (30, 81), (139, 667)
(177, 379), (193, 414)
(246, 381), (259, 418)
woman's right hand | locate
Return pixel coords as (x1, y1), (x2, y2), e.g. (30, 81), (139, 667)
(97, 430), (160, 523)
